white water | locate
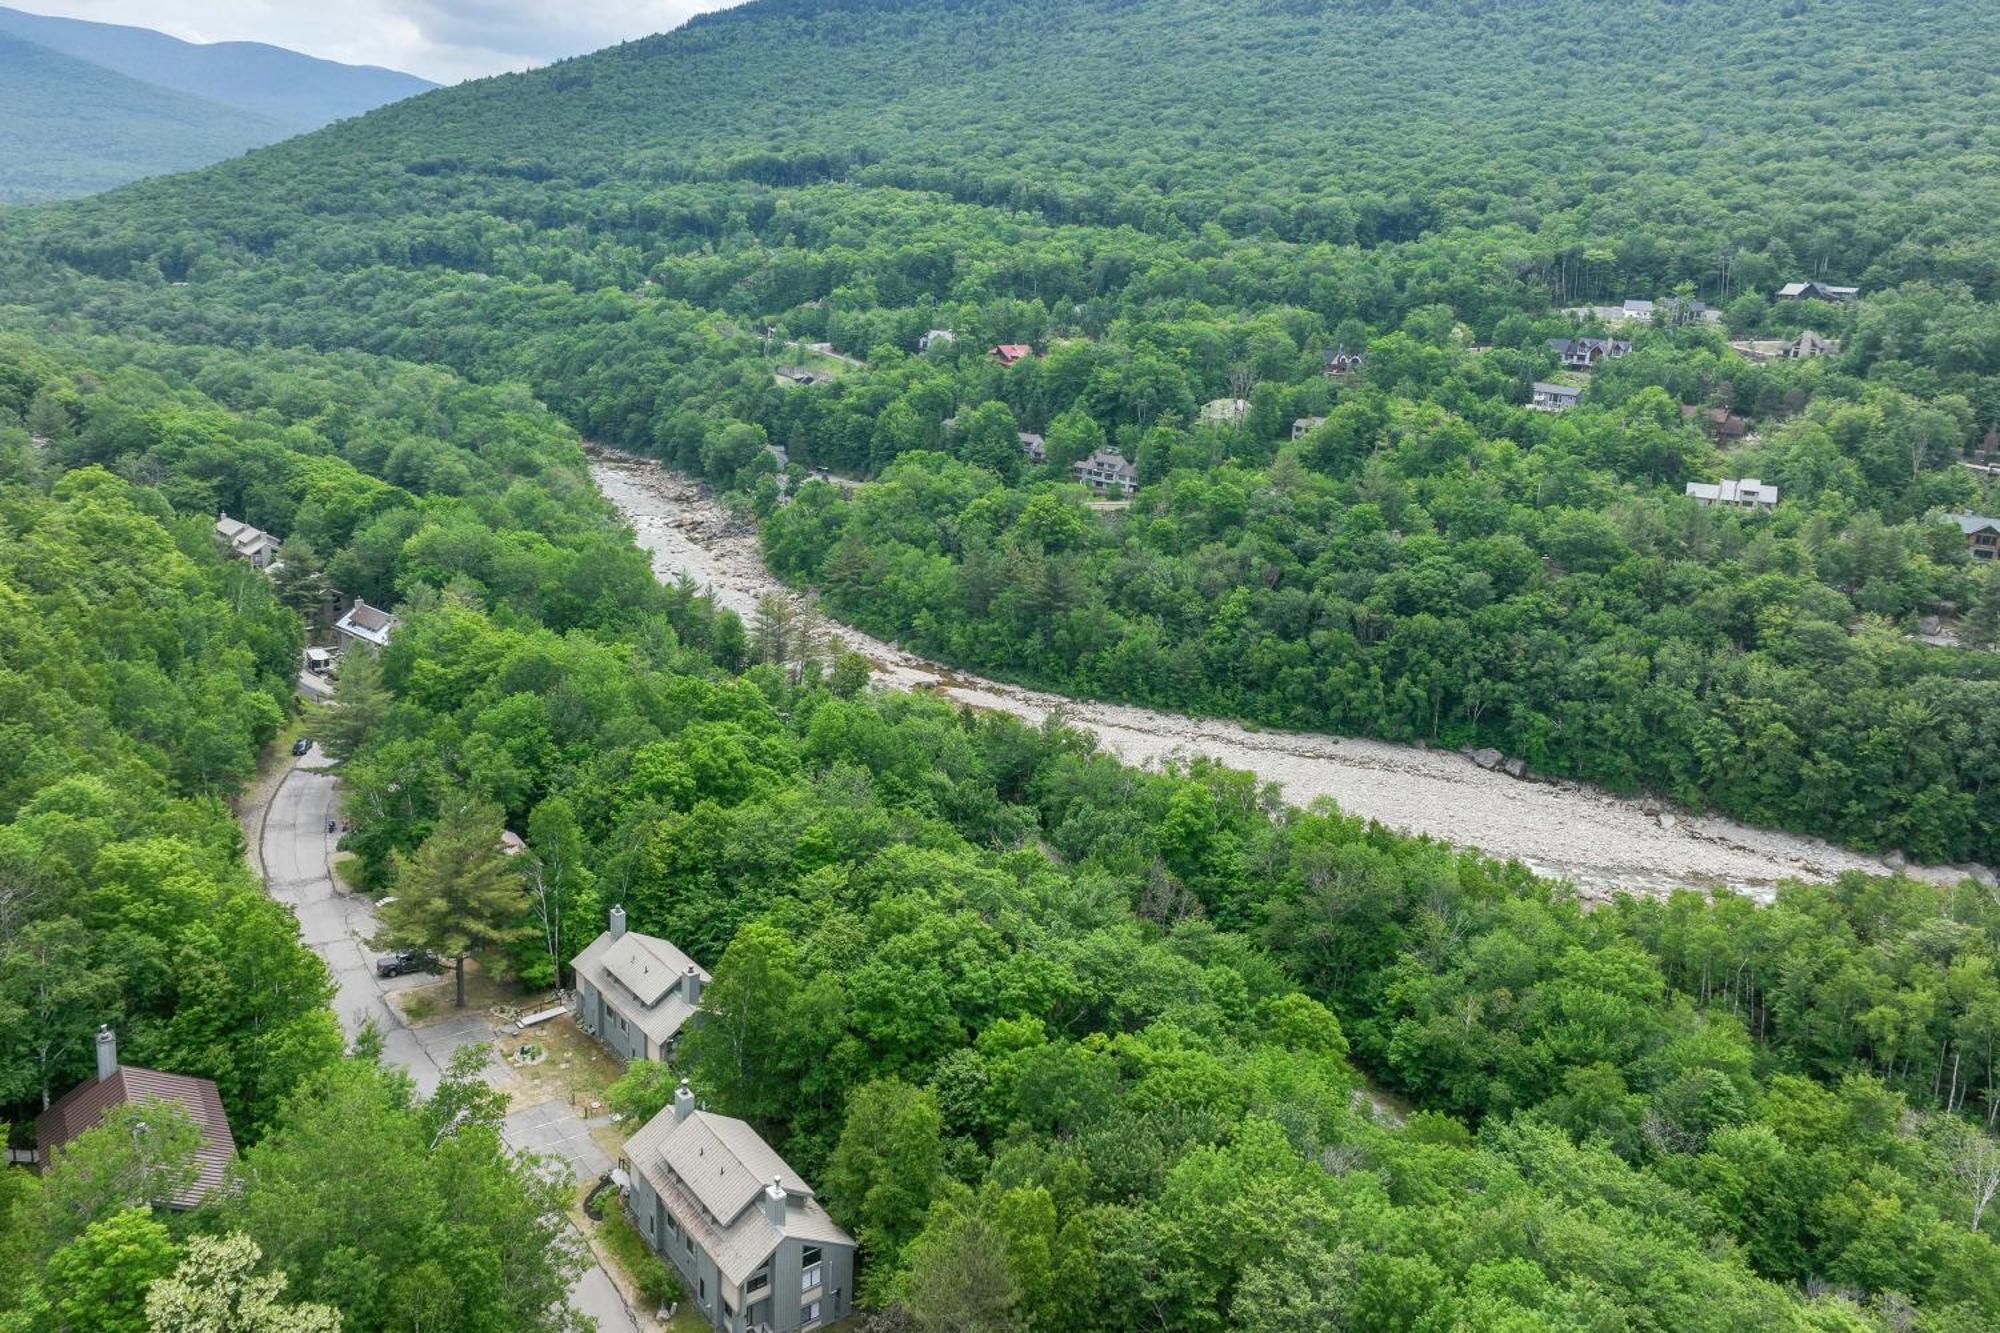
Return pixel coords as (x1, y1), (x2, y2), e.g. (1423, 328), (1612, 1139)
(590, 447), (1985, 902)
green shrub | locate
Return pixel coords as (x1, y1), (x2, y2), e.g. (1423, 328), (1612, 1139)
(600, 1207), (683, 1309)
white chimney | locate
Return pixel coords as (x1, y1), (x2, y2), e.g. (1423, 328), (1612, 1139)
(95, 1026), (117, 1082)
(609, 905), (627, 940)
(673, 1079), (695, 1123)
(763, 1176), (788, 1227)
(683, 964), (702, 1007)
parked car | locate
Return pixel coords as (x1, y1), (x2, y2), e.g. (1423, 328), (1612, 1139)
(292, 737), (313, 756)
(375, 950), (438, 978)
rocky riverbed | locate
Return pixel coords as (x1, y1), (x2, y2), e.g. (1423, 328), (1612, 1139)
(589, 447), (1988, 903)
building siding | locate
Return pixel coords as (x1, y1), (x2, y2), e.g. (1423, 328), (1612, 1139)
(625, 1172), (854, 1333)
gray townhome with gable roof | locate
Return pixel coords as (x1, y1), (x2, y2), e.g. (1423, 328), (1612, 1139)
(570, 907), (710, 1065)
(622, 1081), (856, 1333)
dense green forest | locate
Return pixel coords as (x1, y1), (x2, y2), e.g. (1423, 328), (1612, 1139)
(8, 329), (2000, 1330)
(0, 32), (283, 205)
(2, 0), (2000, 1328)
(3, 0), (1998, 859)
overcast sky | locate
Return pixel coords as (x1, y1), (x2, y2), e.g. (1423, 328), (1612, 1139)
(15, 1), (743, 83)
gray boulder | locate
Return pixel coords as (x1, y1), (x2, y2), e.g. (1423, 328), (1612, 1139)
(1470, 748), (1504, 771)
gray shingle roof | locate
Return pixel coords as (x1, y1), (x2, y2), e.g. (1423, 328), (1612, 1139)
(571, 928), (708, 1049)
(626, 1105), (852, 1284)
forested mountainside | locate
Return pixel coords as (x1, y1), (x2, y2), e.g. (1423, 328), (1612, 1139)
(3, 0), (2000, 1327)
(0, 31), (284, 204)
(5, 0), (2000, 862)
(0, 5), (431, 204)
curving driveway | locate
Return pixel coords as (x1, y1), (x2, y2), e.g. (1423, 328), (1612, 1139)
(260, 746), (641, 1333)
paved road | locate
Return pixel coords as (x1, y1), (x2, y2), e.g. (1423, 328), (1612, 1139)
(261, 747), (641, 1333)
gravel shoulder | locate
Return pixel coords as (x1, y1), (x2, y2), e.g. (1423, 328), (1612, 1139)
(591, 447), (1990, 902)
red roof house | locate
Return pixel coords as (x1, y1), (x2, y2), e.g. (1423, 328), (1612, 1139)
(35, 1028), (236, 1208)
(990, 344), (1033, 368)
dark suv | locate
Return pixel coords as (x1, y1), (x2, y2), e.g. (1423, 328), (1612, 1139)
(375, 950), (438, 978)
(292, 737), (314, 756)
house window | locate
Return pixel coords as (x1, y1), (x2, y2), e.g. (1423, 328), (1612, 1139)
(803, 1299), (822, 1329)
(746, 1271), (768, 1296)
(698, 1278), (706, 1305)
(801, 1244), (823, 1292)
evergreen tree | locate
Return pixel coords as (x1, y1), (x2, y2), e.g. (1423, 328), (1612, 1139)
(309, 648), (389, 764)
(371, 802), (528, 1008)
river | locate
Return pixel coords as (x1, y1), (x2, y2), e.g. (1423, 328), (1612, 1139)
(589, 447), (1985, 903)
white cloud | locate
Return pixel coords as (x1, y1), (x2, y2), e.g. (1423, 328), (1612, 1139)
(10, 0), (742, 83)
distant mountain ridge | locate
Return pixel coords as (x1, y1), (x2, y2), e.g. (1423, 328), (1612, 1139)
(0, 4), (433, 204)
(0, 5), (434, 128)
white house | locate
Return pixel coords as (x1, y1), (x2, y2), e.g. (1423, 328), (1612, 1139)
(1199, 398), (1251, 428)
(1686, 478), (1779, 511)
(1531, 382), (1582, 411)
(1072, 448), (1138, 496)
(332, 600), (398, 652)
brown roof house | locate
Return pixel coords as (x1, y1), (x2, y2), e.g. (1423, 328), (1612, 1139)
(571, 907), (711, 1065)
(1682, 404), (1748, 443)
(620, 1081), (856, 1333)
(35, 1027), (236, 1208)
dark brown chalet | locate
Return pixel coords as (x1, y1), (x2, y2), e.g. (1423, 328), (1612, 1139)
(35, 1027), (236, 1208)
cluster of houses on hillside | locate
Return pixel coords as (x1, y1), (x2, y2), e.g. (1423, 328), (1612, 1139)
(213, 512), (397, 677)
(569, 908), (855, 1333)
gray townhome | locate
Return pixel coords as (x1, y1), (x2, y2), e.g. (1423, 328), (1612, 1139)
(622, 1082), (856, 1333)
(571, 907), (710, 1065)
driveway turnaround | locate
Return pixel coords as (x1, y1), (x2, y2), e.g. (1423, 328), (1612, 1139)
(260, 747), (641, 1333)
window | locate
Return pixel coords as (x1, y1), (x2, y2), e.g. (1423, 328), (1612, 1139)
(698, 1278), (705, 1305)
(803, 1299), (822, 1328)
(801, 1262), (823, 1292)
(745, 1271), (768, 1296)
